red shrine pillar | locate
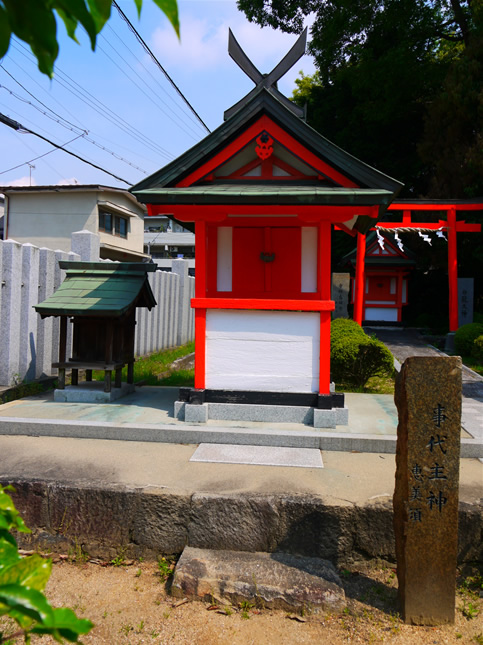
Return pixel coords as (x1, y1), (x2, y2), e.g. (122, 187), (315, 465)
(354, 232), (366, 325)
(447, 207), (459, 332)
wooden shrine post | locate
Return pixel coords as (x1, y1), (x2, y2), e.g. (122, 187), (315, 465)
(393, 356), (462, 624)
(354, 232), (366, 325)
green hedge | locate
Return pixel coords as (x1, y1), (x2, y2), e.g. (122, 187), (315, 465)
(330, 319), (394, 388)
(471, 335), (483, 362)
(454, 322), (483, 356)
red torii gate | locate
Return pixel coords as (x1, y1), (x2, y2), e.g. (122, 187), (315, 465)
(353, 201), (482, 331)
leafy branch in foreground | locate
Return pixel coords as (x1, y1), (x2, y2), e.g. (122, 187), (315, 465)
(0, 485), (93, 644)
(0, 0), (180, 78)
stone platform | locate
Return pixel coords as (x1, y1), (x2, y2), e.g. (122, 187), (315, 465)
(175, 400), (349, 428)
(54, 381), (135, 403)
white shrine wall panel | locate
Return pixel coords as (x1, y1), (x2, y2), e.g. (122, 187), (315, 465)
(301, 227), (318, 292)
(205, 309), (320, 392)
(365, 307), (398, 322)
(217, 227), (232, 291)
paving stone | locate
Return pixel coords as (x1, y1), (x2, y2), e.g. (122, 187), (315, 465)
(171, 546), (346, 614)
(190, 443), (323, 468)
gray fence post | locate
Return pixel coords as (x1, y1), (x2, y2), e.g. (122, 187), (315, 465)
(172, 259), (190, 346)
(19, 243), (40, 382)
(0, 240), (22, 385)
(71, 230), (100, 261)
(36, 248), (56, 379)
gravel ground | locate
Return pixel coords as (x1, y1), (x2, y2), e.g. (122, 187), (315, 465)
(1, 557), (481, 644)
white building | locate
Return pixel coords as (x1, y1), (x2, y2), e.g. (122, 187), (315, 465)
(144, 214), (195, 273)
(1, 184), (149, 262)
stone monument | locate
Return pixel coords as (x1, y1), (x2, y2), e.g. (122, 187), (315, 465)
(393, 356), (462, 625)
(331, 273), (350, 319)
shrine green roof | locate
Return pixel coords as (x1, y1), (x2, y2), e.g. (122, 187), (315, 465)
(35, 262), (156, 318)
(131, 87), (403, 195)
(134, 185), (394, 207)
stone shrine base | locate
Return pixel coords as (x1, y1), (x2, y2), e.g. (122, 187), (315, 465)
(174, 401), (349, 428)
(54, 381), (135, 403)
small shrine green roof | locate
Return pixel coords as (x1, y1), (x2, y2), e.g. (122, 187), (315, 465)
(35, 262), (157, 318)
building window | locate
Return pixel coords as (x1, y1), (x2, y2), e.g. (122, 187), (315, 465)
(99, 210), (128, 238)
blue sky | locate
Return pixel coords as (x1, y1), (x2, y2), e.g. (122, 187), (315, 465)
(0, 0), (315, 189)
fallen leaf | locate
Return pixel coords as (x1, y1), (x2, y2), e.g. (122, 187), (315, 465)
(172, 598), (189, 608)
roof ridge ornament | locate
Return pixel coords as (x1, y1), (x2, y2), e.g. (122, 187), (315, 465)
(224, 28), (308, 121)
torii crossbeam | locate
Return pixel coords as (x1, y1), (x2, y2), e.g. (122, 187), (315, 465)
(224, 28), (308, 121)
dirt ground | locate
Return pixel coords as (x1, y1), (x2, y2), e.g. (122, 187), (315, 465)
(1, 556), (481, 645)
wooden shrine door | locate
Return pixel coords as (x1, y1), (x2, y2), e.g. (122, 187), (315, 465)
(232, 226), (301, 297)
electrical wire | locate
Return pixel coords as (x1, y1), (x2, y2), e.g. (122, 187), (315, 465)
(0, 113), (133, 184)
(103, 22), (205, 135)
(112, 0), (211, 134)
(7, 40), (174, 161)
(97, 36), (202, 140)
(0, 133), (84, 175)
(0, 83), (150, 174)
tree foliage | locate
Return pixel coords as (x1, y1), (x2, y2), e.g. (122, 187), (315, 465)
(0, 485), (93, 644)
(0, 0), (179, 78)
(238, 0), (482, 198)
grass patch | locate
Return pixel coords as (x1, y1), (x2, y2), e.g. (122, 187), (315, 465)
(460, 356), (483, 376)
(157, 369), (194, 387)
(93, 342), (194, 386)
(336, 373), (395, 395)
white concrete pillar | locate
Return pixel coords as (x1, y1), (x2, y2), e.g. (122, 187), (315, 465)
(0, 240), (22, 385)
(36, 248), (56, 379)
(172, 259), (190, 346)
(71, 230), (100, 261)
(19, 243), (40, 382)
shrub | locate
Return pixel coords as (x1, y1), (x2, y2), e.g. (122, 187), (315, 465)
(471, 335), (483, 362)
(331, 318), (366, 344)
(454, 323), (483, 356)
(331, 334), (394, 388)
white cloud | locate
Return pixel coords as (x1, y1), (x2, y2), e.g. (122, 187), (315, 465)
(57, 177), (79, 185)
(151, 4), (315, 85)
(8, 176), (38, 187)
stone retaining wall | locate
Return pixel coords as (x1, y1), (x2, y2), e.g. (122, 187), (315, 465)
(5, 480), (481, 566)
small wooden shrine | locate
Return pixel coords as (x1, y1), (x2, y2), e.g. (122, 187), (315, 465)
(35, 262), (156, 398)
(131, 30), (402, 426)
(344, 231), (416, 322)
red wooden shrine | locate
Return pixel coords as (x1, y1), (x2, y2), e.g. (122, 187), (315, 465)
(345, 232), (415, 322)
(351, 202), (482, 330)
(131, 30), (402, 422)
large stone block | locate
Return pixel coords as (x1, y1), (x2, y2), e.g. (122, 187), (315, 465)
(131, 490), (191, 554)
(171, 546), (346, 614)
(189, 493), (280, 552)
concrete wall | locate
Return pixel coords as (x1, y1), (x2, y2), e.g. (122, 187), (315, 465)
(7, 192), (96, 253)
(0, 233), (194, 387)
(5, 188), (146, 259)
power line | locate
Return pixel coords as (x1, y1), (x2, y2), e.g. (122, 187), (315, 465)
(112, 0), (211, 134)
(7, 40), (174, 161)
(0, 113), (133, 184)
(0, 134), (84, 175)
(98, 35), (202, 140)
(0, 82), (150, 174)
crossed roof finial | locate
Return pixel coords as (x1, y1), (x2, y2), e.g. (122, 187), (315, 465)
(224, 27), (308, 121)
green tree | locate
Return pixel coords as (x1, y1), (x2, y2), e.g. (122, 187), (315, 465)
(0, 0), (179, 78)
(0, 485), (93, 643)
(238, 0), (481, 198)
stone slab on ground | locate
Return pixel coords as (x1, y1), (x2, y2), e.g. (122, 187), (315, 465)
(171, 546), (346, 614)
(189, 443), (323, 468)
(54, 381), (135, 403)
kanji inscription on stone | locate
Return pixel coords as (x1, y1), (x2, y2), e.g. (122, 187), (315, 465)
(393, 356), (462, 625)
